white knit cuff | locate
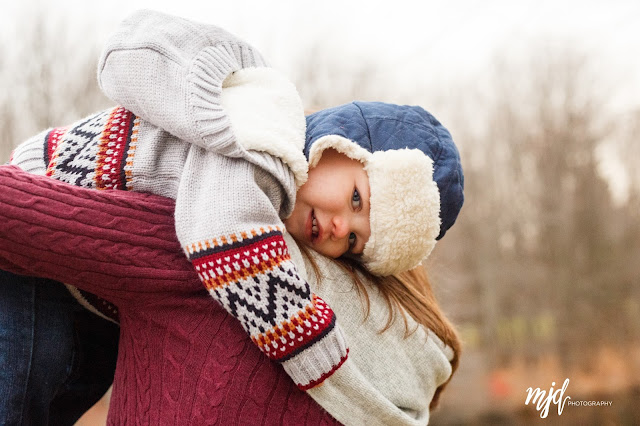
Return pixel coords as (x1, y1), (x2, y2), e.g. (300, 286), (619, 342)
(281, 324), (349, 390)
(9, 130), (50, 175)
(188, 43), (263, 155)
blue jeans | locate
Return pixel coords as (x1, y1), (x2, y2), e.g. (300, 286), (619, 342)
(0, 270), (119, 425)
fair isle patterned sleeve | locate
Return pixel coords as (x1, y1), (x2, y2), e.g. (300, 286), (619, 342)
(45, 107), (139, 190)
(10, 107), (139, 192)
(175, 148), (348, 390)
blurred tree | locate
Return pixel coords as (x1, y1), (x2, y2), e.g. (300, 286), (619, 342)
(466, 45), (639, 366)
(0, 9), (110, 163)
(291, 43), (395, 110)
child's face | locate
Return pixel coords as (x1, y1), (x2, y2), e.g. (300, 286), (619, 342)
(284, 149), (371, 258)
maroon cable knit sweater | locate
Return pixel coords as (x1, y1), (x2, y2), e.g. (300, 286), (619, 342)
(0, 165), (339, 425)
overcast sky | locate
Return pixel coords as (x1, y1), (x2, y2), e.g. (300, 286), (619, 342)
(2, 0), (638, 111)
(1, 0), (639, 113)
(3, 0), (639, 87)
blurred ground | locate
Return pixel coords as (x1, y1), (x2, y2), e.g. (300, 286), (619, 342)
(432, 344), (640, 424)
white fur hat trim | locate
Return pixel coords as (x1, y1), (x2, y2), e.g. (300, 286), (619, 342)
(222, 68), (308, 187)
(308, 135), (441, 276)
(308, 134), (372, 167)
(363, 149), (441, 275)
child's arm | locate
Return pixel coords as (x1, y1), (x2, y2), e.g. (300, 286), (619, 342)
(98, 9), (265, 152)
(98, 9), (308, 185)
(174, 148), (348, 390)
(97, 10), (347, 389)
(0, 161), (347, 390)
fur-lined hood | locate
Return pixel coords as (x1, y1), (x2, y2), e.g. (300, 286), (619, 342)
(304, 102), (464, 275)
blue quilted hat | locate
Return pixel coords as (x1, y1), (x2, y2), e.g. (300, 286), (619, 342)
(305, 102), (464, 275)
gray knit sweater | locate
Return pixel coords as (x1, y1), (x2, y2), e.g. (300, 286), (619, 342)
(10, 9), (346, 391)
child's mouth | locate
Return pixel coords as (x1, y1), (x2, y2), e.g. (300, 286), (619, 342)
(311, 209), (319, 241)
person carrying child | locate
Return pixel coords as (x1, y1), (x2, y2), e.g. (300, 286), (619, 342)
(1, 9), (463, 424)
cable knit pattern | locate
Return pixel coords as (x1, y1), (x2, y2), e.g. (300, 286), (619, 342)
(0, 165), (339, 425)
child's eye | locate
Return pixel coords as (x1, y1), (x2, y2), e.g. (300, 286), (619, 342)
(348, 232), (357, 248)
(351, 188), (361, 209)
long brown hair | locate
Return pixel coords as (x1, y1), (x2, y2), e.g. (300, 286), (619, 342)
(296, 239), (461, 411)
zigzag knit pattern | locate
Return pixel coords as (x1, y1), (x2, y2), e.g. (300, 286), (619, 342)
(187, 227), (348, 389)
(33, 106), (140, 322)
(45, 106), (139, 191)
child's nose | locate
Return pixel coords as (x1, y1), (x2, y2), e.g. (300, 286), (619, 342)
(330, 216), (349, 240)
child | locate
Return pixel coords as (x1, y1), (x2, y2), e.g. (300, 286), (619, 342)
(6, 9), (464, 422)
(300, 101), (464, 414)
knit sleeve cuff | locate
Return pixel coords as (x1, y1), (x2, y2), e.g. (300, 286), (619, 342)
(281, 323), (349, 390)
(306, 357), (430, 425)
(191, 62), (308, 186)
(9, 129), (50, 175)
(186, 43), (264, 155)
